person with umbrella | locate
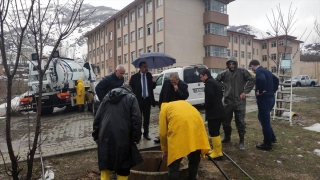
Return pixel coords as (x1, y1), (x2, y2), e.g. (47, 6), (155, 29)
(129, 61), (156, 140)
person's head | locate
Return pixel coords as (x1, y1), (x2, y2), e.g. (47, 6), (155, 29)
(121, 84), (133, 92)
(139, 61), (148, 73)
(249, 60), (260, 71)
(115, 65), (126, 79)
(199, 69), (211, 82)
(226, 56), (238, 72)
(169, 73), (180, 86)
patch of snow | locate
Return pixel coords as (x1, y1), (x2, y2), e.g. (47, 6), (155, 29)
(318, 141), (320, 145)
(313, 149), (320, 156)
(276, 160), (282, 164)
(303, 123), (320, 133)
(297, 154), (303, 157)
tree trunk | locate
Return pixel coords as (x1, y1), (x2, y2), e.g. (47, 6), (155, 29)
(6, 77), (19, 180)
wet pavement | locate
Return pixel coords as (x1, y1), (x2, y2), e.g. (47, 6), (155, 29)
(0, 92), (258, 165)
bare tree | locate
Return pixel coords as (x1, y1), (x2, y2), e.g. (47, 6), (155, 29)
(0, 0), (94, 179)
(315, 18), (320, 38)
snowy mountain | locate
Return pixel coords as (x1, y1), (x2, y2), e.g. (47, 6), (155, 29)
(301, 43), (320, 55)
(228, 25), (272, 39)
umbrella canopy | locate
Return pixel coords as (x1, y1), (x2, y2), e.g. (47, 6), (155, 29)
(131, 52), (176, 69)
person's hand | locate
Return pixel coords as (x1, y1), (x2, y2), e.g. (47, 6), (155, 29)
(240, 92), (246, 100)
(152, 77), (156, 82)
(173, 85), (178, 91)
(256, 90), (266, 96)
(162, 151), (168, 160)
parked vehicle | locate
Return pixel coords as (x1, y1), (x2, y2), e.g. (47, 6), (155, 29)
(284, 75), (318, 87)
(19, 52), (97, 115)
(154, 65), (208, 105)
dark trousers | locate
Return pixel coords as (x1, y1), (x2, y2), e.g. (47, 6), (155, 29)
(208, 118), (223, 137)
(168, 150), (201, 180)
(257, 97), (276, 145)
(139, 97), (151, 135)
(223, 101), (246, 134)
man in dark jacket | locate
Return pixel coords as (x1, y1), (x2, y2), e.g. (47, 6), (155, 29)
(249, 60), (278, 151)
(200, 69), (224, 159)
(95, 65), (125, 101)
(92, 84), (142, 180)
(154, 72), (189, 143)
(216, 56), (255, 150)
(129, 61), (156, 140)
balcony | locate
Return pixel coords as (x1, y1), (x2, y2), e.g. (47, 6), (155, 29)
(203, 34), (228, 47)
(203, 11), (228, 26)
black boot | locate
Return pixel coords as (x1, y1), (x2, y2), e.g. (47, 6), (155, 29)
(221, 127), (231, 143)
(143, 126), (151, 140)
(239, 133), (245, 150)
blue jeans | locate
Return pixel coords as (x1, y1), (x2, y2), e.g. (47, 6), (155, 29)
(257, 97), (276, 145)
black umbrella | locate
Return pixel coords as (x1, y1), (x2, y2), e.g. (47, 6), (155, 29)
(131, 52), (176, 69)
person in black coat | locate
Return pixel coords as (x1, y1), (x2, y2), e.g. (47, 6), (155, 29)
(129, 61), (156, 140)
(95, 65), (125, 101)
(159, 73), (189, 106)
(200, 69), (225, 160)
(92, 84), (142, 179)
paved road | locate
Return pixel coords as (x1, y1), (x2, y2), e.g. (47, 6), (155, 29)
(0, 93), (258, 165)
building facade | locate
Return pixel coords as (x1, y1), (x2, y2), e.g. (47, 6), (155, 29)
(85, 0), (234, 81)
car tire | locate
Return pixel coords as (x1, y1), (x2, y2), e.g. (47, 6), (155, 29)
(311, 82), (315, 87)
(296, 82), (301, 87)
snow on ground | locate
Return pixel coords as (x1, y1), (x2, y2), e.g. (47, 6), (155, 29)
(314, 149), (320, 157)
(303, 123), (320, 133)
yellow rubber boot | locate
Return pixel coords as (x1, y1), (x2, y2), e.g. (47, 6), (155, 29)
(101, 169), (111, 180)
(208, 136), (223, 159)
(117, 175), (129, 180)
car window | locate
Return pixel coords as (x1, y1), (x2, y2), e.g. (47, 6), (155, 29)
(183, 68), (205, 83)
(301, 76), (305, 80)
(306, 76), (310, 80)
(156, 74), (163, 86)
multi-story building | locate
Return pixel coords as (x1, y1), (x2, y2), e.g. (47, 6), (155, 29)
(85, 0), (234, 81)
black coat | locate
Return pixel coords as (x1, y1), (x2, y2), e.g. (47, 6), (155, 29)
(92, 87), (143, 171)
(129, 71), (156, 107)
(204, 77), (225, 120)
(95, 73), (124, 101)
(159, 79), (189, 106)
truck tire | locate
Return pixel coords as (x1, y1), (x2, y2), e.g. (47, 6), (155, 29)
(311, 82), (315, 87)
(41, 106), (54, 115)
(296, 82), (301, 87)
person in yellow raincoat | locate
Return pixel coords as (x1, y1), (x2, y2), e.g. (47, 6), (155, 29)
(75, 78), (85, 112)
(159, 100), (210, 180)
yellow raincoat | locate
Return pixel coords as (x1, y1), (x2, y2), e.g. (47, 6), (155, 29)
(75, 78), (85, 105)
(159, 101), (210, 166)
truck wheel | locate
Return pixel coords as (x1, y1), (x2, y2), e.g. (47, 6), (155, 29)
(296, 82), (301, 87)
(41, 106), (54, 115)
(311, 82), (315, 87)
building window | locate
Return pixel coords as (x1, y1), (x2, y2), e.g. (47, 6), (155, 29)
(234, 37), (238, 43)
(205, 46), (227, 58)
(109, 66), (113, 73)
(279, 40), (291, 46)
(271, 66), (277, 73)
(241, 51), (244, 58)
(131, 31), (136, 42)
(271, 41), (276, 47)
(92, 36), (95, 42)
(105, 28), (108, 35)
(157, 42), (163, 52)
(101, 30), (104, 38)
(157, 0), (163, 7)
(227, 49), (230, 56)
(97, 47), (100, 55)
(205, 0), (227, 14)
(96, 33), (99, 40)
(157, 18), (163, 31)
(138, 27), (143, 39)
(241, 38), (245, 45)
(131, 11), (135, 21)
(147, 23), (152, 35)
(101, 61), (104, 69)
(139, 49), (143, 55)
(101, 45), (104, 52)
(262, 55), (267, 61)
(118, 37), (121, 47)
(204, 23), (227, 36)
(124, 73), (129, 82)
(147, 46), (152, 52)
(147, 1), (152, 13)
(124, 54), (128, 63)
(124, 34), (128, 45)
(109, 32), (113, 41)
(262, 43), (267, 49)
(138, 6), (143, 18)
(124, 16), (128, 25)
(247, 39), (251, 46)
(93, 50), (96, 56)
(271, 53), (277, 60)
(233, 50), (238, 57)
(109, 49), (113, 58)
(118, 56), (122, 65)
(248, 52), (251, 59)
(131, 51), (136, 62)
(117, 19), (121, 29)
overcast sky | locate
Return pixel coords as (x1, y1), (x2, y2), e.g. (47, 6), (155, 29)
(67, 0), (320, 44)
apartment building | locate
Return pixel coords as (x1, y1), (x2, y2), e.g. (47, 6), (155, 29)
(227, 31), (302, 76)
(85, 0), (235, 81)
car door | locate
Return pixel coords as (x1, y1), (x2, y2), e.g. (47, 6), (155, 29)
(305, 76), (310, 86)
(300, 76), (306, 86)
(153, 74), (164, 102)
(183, 67), (206, 105)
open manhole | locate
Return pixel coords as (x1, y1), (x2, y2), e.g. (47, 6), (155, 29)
(129, 151), (189, 180)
